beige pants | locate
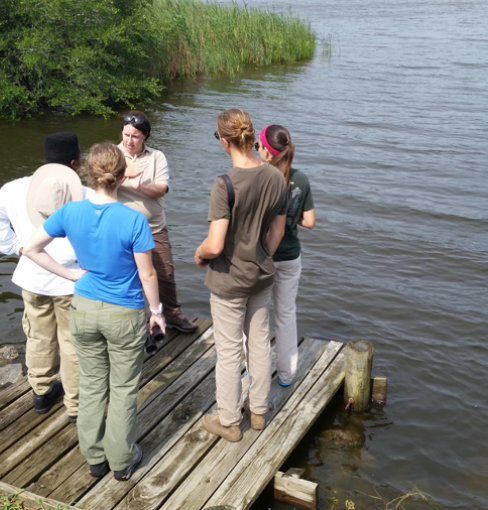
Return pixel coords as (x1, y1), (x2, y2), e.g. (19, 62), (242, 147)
(273, 256), (302, 385)
(22, 290), (79, 416)
(210, 286), (272, 427)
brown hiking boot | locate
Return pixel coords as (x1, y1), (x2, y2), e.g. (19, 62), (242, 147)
(243, 398), (266, 431)
(202, 414), (242, 442)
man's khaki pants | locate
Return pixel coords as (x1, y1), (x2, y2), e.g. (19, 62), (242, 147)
(210, 286), (272, 427)
(22, 290), (79, 416)
(70, 295), (146, 471)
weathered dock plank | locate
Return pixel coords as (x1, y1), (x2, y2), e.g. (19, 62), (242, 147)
(0, 407), (68, 478)
(0, 481), (82, 510)
(0, 391), (35, 432)
(39, 327), (217, 502)
(0, 317), (347, 510)
(0, 403), (63, 455)
(0, 376), (31, 411)
(3, 423), (78, 487)
(164, 340), (343, 510)
(207, 350), (346, 510)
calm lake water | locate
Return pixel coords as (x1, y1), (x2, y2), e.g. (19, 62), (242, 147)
(1, 0), (487, 508)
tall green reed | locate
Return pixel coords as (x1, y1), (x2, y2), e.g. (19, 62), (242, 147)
(146, 0), (316, 80)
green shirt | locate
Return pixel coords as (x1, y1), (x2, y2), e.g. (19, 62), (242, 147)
(273, 168), (314, 262)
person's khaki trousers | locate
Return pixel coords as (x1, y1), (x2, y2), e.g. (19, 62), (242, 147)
(22, 290), (79, 416)
(69, 294), (146, 471)
(272, 256), (302, 385)
(210, 286), (272, 427)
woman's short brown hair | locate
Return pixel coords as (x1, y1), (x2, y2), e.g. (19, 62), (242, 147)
(217, 109), (255, 152)
(83, 143), (126, 190)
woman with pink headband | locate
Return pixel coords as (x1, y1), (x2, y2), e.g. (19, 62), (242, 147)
(257, 125), (316, 387)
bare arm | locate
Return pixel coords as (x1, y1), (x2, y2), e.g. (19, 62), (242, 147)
(194, 218), (229, 267)
(134, 250), (165, 334)
(298, 208), (316, 229)
(266, 214), (286, 256)
(128, 176), (168, 198)
(23, 227), (87, 281)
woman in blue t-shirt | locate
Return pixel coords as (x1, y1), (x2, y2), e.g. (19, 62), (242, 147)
(24, 143), (165, 482)
(257, 125), (316, 386)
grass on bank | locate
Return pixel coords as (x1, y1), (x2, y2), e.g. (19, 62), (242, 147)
(0, 489), (71, 510)
(0, 0), (316, 120)
(147, 0), (316, 80)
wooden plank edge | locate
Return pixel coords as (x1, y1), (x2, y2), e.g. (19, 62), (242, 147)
(370, 376), (387, 404)
(274, 470), (318, 510)
(0, 376), (31, 411)
(209, 350), (346, 510)
(0, 481), (82, 509)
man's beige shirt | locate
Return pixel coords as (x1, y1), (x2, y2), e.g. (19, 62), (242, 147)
(117, 142), (169, 234)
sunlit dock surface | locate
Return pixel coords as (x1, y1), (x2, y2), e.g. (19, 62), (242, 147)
(0, 318), (345, 510)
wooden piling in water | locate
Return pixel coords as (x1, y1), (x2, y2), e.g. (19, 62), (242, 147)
(344, 339), (374, 411)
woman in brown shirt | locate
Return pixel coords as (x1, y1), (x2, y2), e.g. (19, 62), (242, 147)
(195, 109), (288, 441)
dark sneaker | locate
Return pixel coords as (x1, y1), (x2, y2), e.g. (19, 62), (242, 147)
(114, 443), (143, 482)
(89, 460), (109, 478)
(165, 317), (198, 333)
(33, 381), (64, 414)
(67, 414), (77, 424)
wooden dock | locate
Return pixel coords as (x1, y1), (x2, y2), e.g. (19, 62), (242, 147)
(0, 317), (346, 510)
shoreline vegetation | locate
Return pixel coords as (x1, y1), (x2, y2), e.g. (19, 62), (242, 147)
(0, 0), (316, 120)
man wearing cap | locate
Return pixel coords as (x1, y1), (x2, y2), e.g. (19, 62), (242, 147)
(0, 132), (91, 422)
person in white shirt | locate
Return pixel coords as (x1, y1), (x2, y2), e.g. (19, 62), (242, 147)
(0, 132), (91, 422)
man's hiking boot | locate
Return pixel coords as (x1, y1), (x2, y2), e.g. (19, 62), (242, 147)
(67, 414), (78, 424)
(243, 398), (266, 431)
(202, 414), (242, 442)
(33, 380), (64, 414)
(89, 460), (109, 478)
(114, 443), (143, 482)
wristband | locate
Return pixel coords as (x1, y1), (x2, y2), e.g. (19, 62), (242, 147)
(150, 303), (163, 316)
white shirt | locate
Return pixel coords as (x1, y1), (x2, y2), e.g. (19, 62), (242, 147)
(0, 176), (93, 296)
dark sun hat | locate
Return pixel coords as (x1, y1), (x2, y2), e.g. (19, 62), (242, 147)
(26, 164), (83, 228)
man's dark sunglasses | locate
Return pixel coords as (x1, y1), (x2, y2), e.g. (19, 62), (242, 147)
(214, 131), (220, 140)
(124, 114), (145, 125)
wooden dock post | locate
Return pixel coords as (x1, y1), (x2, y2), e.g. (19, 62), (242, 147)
(344, 339), (374, 411)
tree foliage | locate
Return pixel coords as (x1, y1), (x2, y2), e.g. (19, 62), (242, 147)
(0, 0), (162, 119)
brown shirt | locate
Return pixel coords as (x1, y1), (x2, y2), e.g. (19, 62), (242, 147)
(117, 142), (169, 234)
(205, 163), (288, 298)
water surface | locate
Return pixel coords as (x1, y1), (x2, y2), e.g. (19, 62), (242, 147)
(1, 0), (487, 508)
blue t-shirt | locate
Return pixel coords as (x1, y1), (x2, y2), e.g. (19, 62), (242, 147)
(43, 200), (155, 309)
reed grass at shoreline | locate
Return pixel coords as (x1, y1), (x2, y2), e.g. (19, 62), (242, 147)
(147, 0), (316, 81)
(0, 0), (316, 120)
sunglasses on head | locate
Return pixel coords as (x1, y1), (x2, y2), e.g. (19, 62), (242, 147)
(124, 114), (145, 125)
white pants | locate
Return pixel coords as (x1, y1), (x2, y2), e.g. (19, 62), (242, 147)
(273, 256), (301, 385)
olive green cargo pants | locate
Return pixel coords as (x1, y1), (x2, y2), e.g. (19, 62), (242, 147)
(69, 294), (146, 471)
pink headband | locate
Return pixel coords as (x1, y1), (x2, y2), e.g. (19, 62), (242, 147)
(259, 126), (281, 156)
